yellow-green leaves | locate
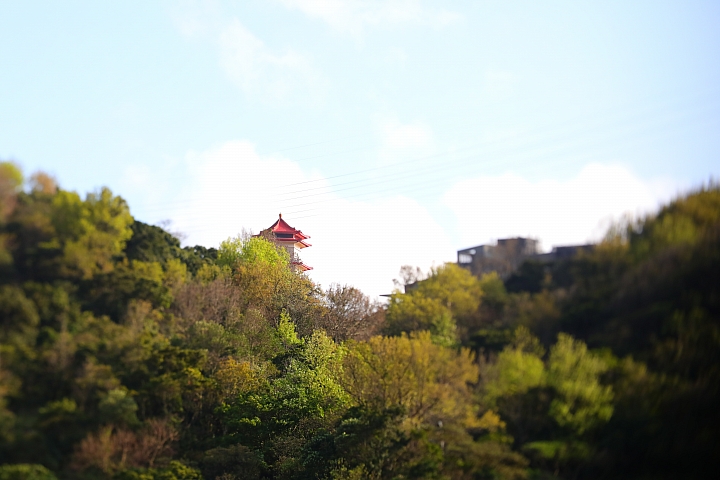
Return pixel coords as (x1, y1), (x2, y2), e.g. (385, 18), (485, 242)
(221, 236), (314, 321)
(0, 464), (57, 480)
(412, 263), (483, 320)
(0, 162), (23, 192)
(547, 334), (613, 434)
(277, 310), (300, 346)
(385, 293), (457, 346)
(385, 263), (485, 345)
(483, 330), (614, 435)
(0, 161), (23, 221)
(214, 358), (266, 400)
(483, 346), (545, 407)
(342, 331), (479, 428)
(218, 234), (290, 270)
(283, 329), (349, 414)
(217, 235), (244, 268)
(618, 185), (720, 260)
(52, 188), (133, 279)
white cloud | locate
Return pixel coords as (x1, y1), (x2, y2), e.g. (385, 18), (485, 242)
(167, 3), (324, 101)
(121, 164), (153, 191)
(300, 194), (455, 296)
(120, 154), (186, 216)
(377, 118), (434, 164)
(443, 163), (676, 252)
(139, 146), (678, 297)
(219, 20), (324, 101)
(169, 141), (453, 297)
(277, 0), (462, 35)
(169, 141), (320, 248)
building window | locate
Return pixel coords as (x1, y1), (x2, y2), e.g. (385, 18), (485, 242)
(459, 253), (473, 264)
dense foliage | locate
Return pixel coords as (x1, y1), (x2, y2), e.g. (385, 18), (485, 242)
(0, 161), (718, 479)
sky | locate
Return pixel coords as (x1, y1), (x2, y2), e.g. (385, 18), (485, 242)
(2, 1), (720, 296)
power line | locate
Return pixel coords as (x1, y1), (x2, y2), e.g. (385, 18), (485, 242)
(132, 85), (717, 215)
(130, 88), (720, 225)
(169, 96), (719, 222)
(134, 93), (715, 217)
(167, 99), (719, 233)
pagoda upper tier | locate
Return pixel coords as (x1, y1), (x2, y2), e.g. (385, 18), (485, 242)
(258, 214), (312, 271)
(263, 214), (311, 249)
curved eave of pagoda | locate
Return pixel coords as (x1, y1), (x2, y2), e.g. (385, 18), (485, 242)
(272, 239), (311, 248)
(292, 261), (313, 272)
(290, 234), (310, 243)
(281, 232), (309, 241)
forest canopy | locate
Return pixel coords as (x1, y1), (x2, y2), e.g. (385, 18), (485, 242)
(0, 161), (718, 479)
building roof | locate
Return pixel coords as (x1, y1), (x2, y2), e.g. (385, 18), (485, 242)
(252, 214), (314, 272)
(260, 214), (312, 248)
(291, 261), (313, 272)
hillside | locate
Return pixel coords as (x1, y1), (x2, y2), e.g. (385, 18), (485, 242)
(0, 162), (718, 479)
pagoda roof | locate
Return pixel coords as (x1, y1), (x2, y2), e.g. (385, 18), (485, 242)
(261, 214), (311, 245)
(291, 261), (313, 272)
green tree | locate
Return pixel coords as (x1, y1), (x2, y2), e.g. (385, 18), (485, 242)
(483, 344), (545, 408)
(385, 263), (484, 344)
(217, 318), (348, 474)
(384, 294), (457, 346)
(125, 221), (184, 265)
(412, 263), (483, 321)
(52, 188), (133, 280)
(546, 334), (613, 434)
(342, 332), (479, 428)
(0, 285), (40, 354)
(0, 464), (57, 480)
(0, 161), (23, 221)
(301, 331), (527, 480)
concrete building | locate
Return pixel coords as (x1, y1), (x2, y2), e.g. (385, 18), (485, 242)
(457, 237), (592, 279)
(457, 237), (540, 279)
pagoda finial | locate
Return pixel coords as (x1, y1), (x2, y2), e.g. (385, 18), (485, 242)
(279, 213), (282, 219)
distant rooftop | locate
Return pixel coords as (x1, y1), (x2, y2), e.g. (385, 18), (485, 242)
(457, 237), (593, 279)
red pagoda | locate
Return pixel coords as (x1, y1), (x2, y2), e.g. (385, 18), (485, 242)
(258, 214), (312, 272)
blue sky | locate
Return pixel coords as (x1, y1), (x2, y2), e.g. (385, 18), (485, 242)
(2, 1), (719, 295)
